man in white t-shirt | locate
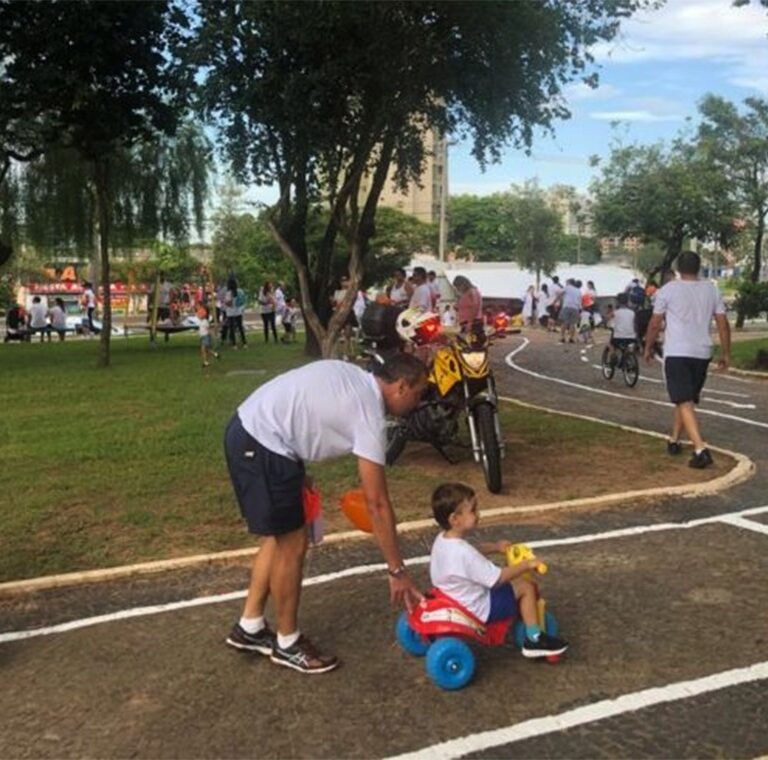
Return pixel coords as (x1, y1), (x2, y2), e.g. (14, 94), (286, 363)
(644, 252), (731, 469)
(409, 266), (432, 312)
(223, 355), (427, 674)
(28, 296), (50, 342)
(557, 278), (582, 343)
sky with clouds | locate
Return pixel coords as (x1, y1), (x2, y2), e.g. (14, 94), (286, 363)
(450, 0), (768, 197)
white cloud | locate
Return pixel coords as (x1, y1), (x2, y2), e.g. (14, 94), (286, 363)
(590, 110), (684, 122)
(592, 0), (768, 93)
(562, 82), (622, 102)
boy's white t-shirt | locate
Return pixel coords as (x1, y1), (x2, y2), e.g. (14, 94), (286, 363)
(429, 532), (502, 621)
(198, 317), (210, 337)
(611, 307), (637, 339)
(238, 360), (386, 464)
(50, 305), (67, 330)
(653, 279), (725, 359)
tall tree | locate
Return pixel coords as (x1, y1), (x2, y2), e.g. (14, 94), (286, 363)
(0, 0), (187, 366)
(590, 137), (736, 278)
(192, 0), (649, 356)
(698, 94), (768, 327)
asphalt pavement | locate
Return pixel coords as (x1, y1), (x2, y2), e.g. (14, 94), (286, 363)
(1, 328), (766, 759)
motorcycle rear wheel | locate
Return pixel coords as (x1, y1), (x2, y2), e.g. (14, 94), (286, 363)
(474, 401), (502, 494)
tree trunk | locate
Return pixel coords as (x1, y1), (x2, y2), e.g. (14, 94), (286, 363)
(737, 208), (765, 328)
(652, 228), (684, 283)
(94, 156), (112, 368)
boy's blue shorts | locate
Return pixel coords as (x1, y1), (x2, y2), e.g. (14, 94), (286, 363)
(486, 584), (517, 622)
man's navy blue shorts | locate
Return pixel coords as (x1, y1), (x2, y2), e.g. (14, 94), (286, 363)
(664, 356), (711, 405)
(486, 584), (518, 623)
(224, 414), (306, 536)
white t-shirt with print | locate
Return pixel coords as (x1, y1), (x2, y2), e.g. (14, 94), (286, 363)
(238, 360), (386, 464)
(430, 532), (502, 621)
(611, 307), (637, 339)
(653, 279), (726, 359)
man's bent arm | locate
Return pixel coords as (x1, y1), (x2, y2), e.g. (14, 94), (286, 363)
(714, 313), (731, 369)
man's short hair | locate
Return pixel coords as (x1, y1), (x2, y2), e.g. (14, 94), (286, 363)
(432, 482), (475, 530)
(617, 292), (629, 305)
(371, 351), (427, 386)
(677, 251), (701, 275)
(412, 266), (427, 280)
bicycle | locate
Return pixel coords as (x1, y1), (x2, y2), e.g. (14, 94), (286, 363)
(601, 338), (639, 387)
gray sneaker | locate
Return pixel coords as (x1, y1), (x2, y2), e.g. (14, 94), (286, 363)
(270, 634), (339, 674)
(226, 622), (276, 656)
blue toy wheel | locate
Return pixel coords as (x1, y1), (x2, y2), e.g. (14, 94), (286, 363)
(513, 611), (559, 649)
(425, 637), (475, 690)
(395, 611), (429, 657)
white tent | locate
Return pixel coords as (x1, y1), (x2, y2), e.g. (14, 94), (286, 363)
(412, 259), (641, 301)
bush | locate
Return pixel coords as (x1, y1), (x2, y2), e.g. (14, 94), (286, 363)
(734, 280), (768, 320)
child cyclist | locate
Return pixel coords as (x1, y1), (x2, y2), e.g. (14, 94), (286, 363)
(607, 292), (637, 361)
(430, 482), (568, 658)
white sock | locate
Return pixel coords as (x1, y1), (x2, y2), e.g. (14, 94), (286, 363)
(239, 616), (265, 634)
(277, 630), (301, 650)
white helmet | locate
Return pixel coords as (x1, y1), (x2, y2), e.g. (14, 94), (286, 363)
(396, 307), (441, 345)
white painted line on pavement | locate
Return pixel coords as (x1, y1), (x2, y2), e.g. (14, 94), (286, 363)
(1, 504), (766, 646)
(588, 364), (752, 399)
(717, 515), (768, 537)
(385, 661), (768, 760)
(507, 338), (768, 430)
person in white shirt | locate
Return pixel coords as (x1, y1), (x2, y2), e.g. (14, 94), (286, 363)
(197, 305), (219, 367)
(28, 296), (50, 342)
(557, 278), (582, 343)
(429, 482), (568, 658)
(387, 267), (412, 306)
(49, 297), (68, 341)
(81, 281), (97, 335)
(608, 292), (637, 354)
(223, 355), (427, 674)
(280, 298), (300, 343)
(409, 266), (432, 312)
(644, 252), (731, 469)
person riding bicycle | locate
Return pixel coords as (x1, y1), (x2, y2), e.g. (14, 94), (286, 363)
(607, 292), (637, 361)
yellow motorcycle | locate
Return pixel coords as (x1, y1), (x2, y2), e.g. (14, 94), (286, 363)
(385, 318), (505, 494)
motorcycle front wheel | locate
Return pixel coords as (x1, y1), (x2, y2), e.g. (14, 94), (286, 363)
(385, 420), (408, 465)
(473, 401), (502, 494)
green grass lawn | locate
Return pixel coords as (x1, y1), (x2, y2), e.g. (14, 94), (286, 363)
(0, 333), (721, 583)
(718, 337), (768, 371)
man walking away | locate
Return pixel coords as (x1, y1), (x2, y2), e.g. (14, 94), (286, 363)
(643, 252), (731, 469)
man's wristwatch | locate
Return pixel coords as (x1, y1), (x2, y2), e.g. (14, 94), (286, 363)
(387, 564), (407, 578)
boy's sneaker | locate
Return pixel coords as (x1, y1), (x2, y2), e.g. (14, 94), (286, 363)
(689, 448), (714, 469)
(270, 634), (339, 674)
(667, 440), (683, 456)
(225, 622), (276, 656)
(521, 632), (569, 659)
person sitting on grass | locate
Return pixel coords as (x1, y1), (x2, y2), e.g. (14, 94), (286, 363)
(607, 292), (637, 362)
(429, 482), (568, 659)
(197, 305), (220, 367)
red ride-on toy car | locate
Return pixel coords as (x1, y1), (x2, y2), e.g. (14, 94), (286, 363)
(396, 544), (563, 690)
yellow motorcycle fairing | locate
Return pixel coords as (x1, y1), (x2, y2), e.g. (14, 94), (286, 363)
(457, 349), (489, 378)
(429, 346), (463, 396)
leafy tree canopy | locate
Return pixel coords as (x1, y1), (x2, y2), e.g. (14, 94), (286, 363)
(189, 0), (650, 355)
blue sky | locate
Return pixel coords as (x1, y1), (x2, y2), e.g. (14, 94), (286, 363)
(450, 0), (768, 196)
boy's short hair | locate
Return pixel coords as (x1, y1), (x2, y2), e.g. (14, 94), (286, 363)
(432, 482), (476, 530)
(617, 292), (629, 305)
